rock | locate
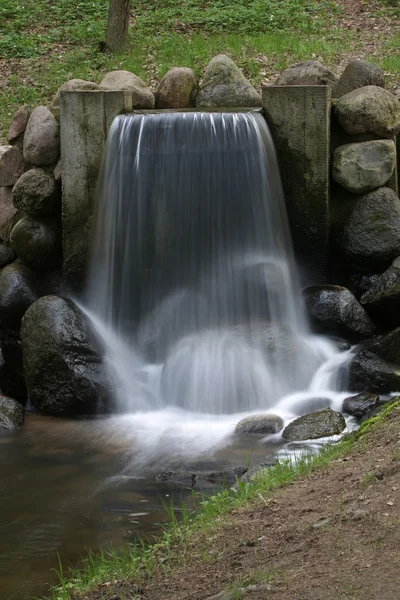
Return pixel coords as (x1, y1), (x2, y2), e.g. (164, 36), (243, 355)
(335, 86), (400, 138)
(342, 392), (380, 417)
(155, 67), (198, 109)
(23, 106), (60, 166)
(99, 71), (155, 108)
(332, 140), (396, 193)
(21, 295), (111, 416)
(7, 107), (30, 143)
(303, 285), (375, 341)
(0, 261), (46, 329)
(196, 54), (261, 108)
(235, 462), (276, 485)
(51, 78), (99, 109)
(338, 187), (400, 270)
(153, 471), (197, 487)
(0, 395), (24, 430)
(201, 467), (247, 486)
(0, 244), (15, 268)
(10, 217), (61, 271)
(348, 351), (400, 394)
(12, 168), (58, 216)
(235, 414), (284, 434)
(0, 186), (17, 242)
(291, 396), (332, 416)
(333, 60), (385, 99)
(53, 161), (62, 183)
(360, 257), (400, 328)
(282, 408), (346, 441)
(0, 146), (24, 187)
(0, 333), (26, 403)
(276, 60), (337, 87)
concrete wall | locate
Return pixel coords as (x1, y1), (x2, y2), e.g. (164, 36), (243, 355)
(60, 90), (134, 288)
(262, 86), (331, 283)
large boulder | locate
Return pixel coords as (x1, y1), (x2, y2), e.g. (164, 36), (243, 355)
(10, 217), (61, 270)
(23, 106), (60, 166)
(196, 55), (261, 108)
(0, 186), (17, 242)
(7, 107), (30, 143)
(334, 86), (400, 138)
(338, 187), (400, 270)
(51, 78), (99, 109)
(332, 140), (396, 193)
(0, 146), (24, 187)
(12, 168), (58, 216)
(0, 262), (41, 329)
(303, 285), (375, 341)
(155, 67), (198, 109)
(360, 257), (400, 328)
(342, 392), (380, 418)
(21, 296), (111, 416)
(282, 408), (346, 441)
(276, 60), (337, 87)
(235, 414), (284, 435)
(99, 71), (155, 108)
(348, 327), (400, 393)
(0, 395), (24, 431)
(333, 60), (385, 99)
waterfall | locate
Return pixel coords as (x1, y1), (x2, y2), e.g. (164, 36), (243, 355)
(86, 111), (340, 417)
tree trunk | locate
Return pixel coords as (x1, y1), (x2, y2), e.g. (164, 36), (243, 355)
(105, 0), (130, 53)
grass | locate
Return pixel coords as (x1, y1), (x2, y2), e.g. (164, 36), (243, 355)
(1, 0), (400, 142)
(38, 399), (400, 600)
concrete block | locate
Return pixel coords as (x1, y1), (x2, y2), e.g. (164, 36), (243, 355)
(60, 90), (133, 288)
(262, 86), (331, 283)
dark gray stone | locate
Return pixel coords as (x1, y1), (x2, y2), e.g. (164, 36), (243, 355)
(0, 145), (24, 187)
(10, 217), (61, 270)
(282, 408), (346, 441)
(303, 285), (375, 341)
(339, 187), (400, 270)
(0, 262), (43, 330)
(333, 61), (385, 99)
(235, 414), (284, 435)
(0, 244), (15, 268)
(153, 471), (197, 487)
(342, 392), (380, 418)
(23, 106), (60, 166)
(0, 186), (17, 242)
(360, 257), (400, 328)
(335, 86), (400, 138)
(276, 60), (337, 87)
(196, 55), (261, 108)
(0, 395), (24, 430)
(0, 333), (26, 403)
(21, 295), (111, 416)
(12, 168), (58, 215)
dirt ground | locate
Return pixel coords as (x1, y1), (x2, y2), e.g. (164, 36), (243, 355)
(80, 406), (400, 600)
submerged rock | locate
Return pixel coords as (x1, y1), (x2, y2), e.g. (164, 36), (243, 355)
(333, 60), (385, 99)
(155, 67), (198, 109)
(196, 54), (261, 108)
(235, 414), (284, 435)
(282, 408), (346, 441)
(154, 471), (197, 488)
(303, 285), (375, 341)
(335, 86), (400, 138)
(21, 296), (111, 416)
(276, 60), (337, 87)
(332, 140), (396, 193)
(99, 71), (155, 108)
(10, 217), (61, 270)
(342, 392), (380, 418)
(338, 187), (400, 270)
(0, 395), (24, 430)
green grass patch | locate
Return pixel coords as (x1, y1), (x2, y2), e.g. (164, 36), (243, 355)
(38, 399), (400, 600)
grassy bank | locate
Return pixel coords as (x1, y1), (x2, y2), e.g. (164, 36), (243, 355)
(41, 399), (400, 600)
(1, 0), (400, 142)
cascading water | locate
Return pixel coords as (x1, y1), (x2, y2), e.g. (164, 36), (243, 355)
(85, 111), (350, 467)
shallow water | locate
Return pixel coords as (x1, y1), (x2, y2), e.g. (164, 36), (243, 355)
(0, 413), (284, 600)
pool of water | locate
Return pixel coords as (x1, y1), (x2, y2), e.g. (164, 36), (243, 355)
(0, 413), (282, 600)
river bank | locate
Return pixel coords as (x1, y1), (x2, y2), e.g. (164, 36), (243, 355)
(44, 401), (400, 600)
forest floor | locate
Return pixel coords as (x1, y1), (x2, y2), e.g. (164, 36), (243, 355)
(1, 0), (399, 142)
(48, 403), (400, 600)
